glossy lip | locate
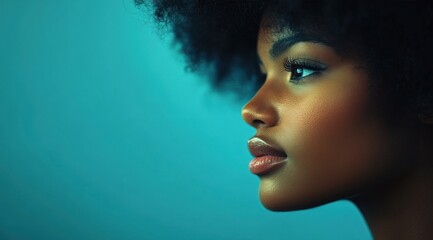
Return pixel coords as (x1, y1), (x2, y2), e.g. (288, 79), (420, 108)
(248, 137), (288, 175)
(247, 137), (287, 158)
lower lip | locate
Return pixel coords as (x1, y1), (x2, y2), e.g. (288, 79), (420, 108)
(249, 156), (287, 175)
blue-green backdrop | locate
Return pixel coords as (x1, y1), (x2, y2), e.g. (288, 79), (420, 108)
(0, 0), (372, 239)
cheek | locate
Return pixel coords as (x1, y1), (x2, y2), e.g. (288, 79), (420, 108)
(302, 74), (376, 166)
(289, 72), (371, 160)
(263, 68), (391, 209)
(293, 101), (380, 181)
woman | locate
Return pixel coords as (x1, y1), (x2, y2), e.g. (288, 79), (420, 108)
(136, 0), (433, 239)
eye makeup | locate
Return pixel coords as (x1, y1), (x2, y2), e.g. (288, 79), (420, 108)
(283, 57), (328, 84)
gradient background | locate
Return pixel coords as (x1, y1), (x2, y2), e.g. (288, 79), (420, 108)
(0, 1), (372, 239)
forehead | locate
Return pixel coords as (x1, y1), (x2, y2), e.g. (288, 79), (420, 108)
(257, 5), (334, 45)
(257, 14), (314, 63)
(257, 8), (336, 61)
(258, 9), (297, 45)
(257, 16), (294, 61)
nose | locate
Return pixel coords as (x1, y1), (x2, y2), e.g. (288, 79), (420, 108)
(241, 85), (279, 129)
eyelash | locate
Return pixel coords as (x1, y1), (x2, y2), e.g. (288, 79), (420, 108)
(283, 57), (328, 84)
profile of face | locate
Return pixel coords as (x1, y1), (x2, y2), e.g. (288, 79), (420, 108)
(241, 12), (411, 211)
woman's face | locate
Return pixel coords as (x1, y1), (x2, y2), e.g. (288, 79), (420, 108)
(242, 16), (408, 211)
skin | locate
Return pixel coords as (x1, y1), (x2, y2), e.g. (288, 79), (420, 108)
(242, 13), (433, 239)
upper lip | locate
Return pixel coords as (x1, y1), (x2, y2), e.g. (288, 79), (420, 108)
(247, 137), (287, 158)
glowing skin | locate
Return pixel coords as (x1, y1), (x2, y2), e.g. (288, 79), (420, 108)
(242, 14), (433, 240)
(242, 20), (410, 211)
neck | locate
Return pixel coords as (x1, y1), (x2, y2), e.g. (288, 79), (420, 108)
(352, 127), (433, 240)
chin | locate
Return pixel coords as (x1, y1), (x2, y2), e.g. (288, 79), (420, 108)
(258, 190), (337, 212)
(258, 182), (315, 212)
(259, 193), (307, 212)
(257, 177), (339, 212)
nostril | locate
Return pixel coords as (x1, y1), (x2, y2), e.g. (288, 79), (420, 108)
(242, 103), (279, 129)
(252, 119), (265, 127)
(241, 90), (279, 129)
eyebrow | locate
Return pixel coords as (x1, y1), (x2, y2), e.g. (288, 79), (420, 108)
(269, 33), (332, 59)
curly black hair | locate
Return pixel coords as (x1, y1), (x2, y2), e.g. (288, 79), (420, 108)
(135, 0), (433, 124)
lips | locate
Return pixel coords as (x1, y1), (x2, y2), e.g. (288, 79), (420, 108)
(248, 137), (287, 157)
(248, 137), (287, 175)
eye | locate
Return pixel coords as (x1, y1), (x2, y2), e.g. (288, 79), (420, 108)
(283, 57), (327, 84)
(290, 65), (317, 80)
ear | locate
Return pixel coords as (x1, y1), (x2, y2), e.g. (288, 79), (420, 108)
(418, 113), (433, 124)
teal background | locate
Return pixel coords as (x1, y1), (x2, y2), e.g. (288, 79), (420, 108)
(0, 0), (372, 239)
